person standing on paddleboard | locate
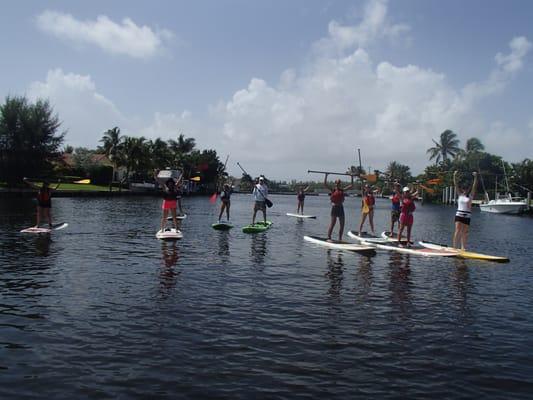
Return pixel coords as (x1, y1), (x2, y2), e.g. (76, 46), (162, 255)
(296, 185), (310, 215)
(24, 178), (61, 228)
(252, 176), (269, 224)
(453, 171), (478, 250)
(155, 174), (180, 233)
(389, 182), (402, 236)
(218, 182), (233, 222)
(324, 173), (354, 241)
(358, 184), (376, 235)
(397, 186), (416, 247)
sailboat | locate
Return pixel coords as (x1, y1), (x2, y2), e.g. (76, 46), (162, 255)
(479, 162), (528, 214)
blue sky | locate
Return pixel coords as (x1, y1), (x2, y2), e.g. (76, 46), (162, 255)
(1, 0), (532, 179)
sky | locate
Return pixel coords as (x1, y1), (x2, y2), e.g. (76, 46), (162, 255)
(1, 0), (532, 180)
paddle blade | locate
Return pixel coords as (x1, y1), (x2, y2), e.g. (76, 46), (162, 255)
(209, 193), (218, 204)
(190, 176), (201, 182)
(74, 179), (91, 184)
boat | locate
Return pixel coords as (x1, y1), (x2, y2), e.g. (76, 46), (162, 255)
(479, 162), (528, 214)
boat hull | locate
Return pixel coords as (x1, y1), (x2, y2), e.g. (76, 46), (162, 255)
(480, 201), (527, 214)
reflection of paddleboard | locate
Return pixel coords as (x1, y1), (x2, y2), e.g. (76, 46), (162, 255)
(156, 228), (183, 240)
(348, 231), (389, 243)
(242, 221), (272, 233)
(212, 221), (233, 230)
(418, 241), (510, 263)
(362, 240), (455, 257)
(21, 222), (68, 234)
(304, 235), (376, 254)
(167, 214), (187, 221)
(286, 213), (316, 219)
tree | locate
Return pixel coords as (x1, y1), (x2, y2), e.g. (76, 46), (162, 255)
(149, 138), (172, 170)
(0, 96), (64, 185)
(168, 133), (196, 167)
(385, 161), (412, 184)
(117, 136), (151, 185)
(99, 127), (123, 191)
(427, 129), (461, 164)
(465, 137), (485, 153)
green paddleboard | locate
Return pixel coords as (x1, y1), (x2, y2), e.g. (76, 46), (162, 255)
(212, 221), (233, 230)
(242, 221), (273, 233)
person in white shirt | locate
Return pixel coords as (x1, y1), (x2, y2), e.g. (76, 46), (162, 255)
(252, 176), (268, 224)
(453, 170), (478, 250)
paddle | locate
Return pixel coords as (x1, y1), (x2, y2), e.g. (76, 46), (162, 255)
(210, 155), (230, 204)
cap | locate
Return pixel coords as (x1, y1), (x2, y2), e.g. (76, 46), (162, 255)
(259, 176), (265, 181)
(402, 186), (410, 192)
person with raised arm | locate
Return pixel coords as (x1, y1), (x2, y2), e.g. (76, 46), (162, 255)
(154, 170), (180, 233)
(218, 182), (233, 222)
(358, 184), (376, 235)
(453, 171), (478, 250)
(24, 177), (61, 228)
(397, 186), (417, 247)
(389, 182), (402, 237)
(252, 176), (269, 224)
(296, 184), (310, 215)
(324, 173), (354, 241)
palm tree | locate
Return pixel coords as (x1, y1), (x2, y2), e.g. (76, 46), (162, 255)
(465, 137), (485, 153)
(149, 138), (172, 170)
(118, 136), (150, 185)
(168, 133), (196, 167)
(99, 127), (123, 191)
(427, 129), (461, 164)
(386, 161), (412, 184)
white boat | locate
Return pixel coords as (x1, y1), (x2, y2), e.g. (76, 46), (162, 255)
(480, 194), (527, 214)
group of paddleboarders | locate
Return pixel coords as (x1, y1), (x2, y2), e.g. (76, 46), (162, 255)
(318, 171), (477, 249)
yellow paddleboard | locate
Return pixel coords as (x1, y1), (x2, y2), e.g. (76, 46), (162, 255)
(456, 250), (509, 263)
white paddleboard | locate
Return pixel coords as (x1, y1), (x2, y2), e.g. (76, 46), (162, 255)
(167, 214), (187, 221)
(286, 213), (316, 219)
(21, 223), (68, 234)
(348, 230), (389, 243)
(361, 240), (456, 257)
(156, 228), (183, 240)
(304, 235), (375, 253)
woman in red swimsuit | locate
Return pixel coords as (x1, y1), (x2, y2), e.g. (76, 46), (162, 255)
(324, 173), (354, 241)
(397, 186), (416, 246)
(24, 177), (61, 228)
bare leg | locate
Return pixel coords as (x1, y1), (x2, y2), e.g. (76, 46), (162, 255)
(46, 208), (52, 227)
(338, 215), (345, 241)
(406, 224), (412, 245)
(218, 203), (225, 221)
(226, 202), (230, 220)
(327, 216), (337, 240)
(453, 222), (461, 248)
(161, 209), (169, 232)
(35, 206), (41, 228)
(177, 199), (183, 215)
(369, 210), (375, 235)
(461, 225), (469, 250)
(262, 208), (267, 223)
(252, 206), (257, 224)
(398, 224), (404, 243)
(171, 208), (178, 230)
(359, 213), (367, 234)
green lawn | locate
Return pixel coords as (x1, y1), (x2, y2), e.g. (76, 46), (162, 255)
(57, 183), (120, 191)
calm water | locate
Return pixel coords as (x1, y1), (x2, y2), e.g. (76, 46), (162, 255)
(0, 194), (532, 399)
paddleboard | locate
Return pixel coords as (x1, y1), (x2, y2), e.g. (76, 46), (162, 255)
(348, 230), (389, 244)
(380, 231), (406, 242)
(304, 235), (376, 254)
(362, 240), (456, 257)
(212, 221), (233, 230)
(242, 221), (272, 233)
(167, 214), (187, 221)
(286, 213), (316, 219)
(156, 228), (183, 240)
(20, 222), (68, 234)
(418, 241), (510, 263)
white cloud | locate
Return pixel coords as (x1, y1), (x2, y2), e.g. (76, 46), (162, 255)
(36, 11), (173, 58)
(27, 69), (130, 147)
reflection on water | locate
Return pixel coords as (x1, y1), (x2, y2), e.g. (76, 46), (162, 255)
(217, 231), (230, 260)
(34, 235), (52, 257)
(326, 250), (344, 303)
(250, 234), (268, 266)
(159, 241), (180, 295)
(388, 253), (413, 320)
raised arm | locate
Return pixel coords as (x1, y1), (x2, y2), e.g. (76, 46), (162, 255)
(303, 185), (310, 192)
(470, 171), (478, 198)
(453, 171), (459, 197)
(343, 174), (354, 191)
(323, 174), (333, 191)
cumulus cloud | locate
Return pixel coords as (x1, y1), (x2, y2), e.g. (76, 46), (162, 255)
(27, 69), (130, 147)
(36, 10), (173, 58)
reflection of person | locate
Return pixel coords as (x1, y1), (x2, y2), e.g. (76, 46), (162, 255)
(453, 171), (478, 250)
(358, 184), (375, 235)
(155, 170), (180, 232)
(24, 178), (61, 228)
(218, 182), (233, 222)
(389, 182), (402, 236)
(252, 176), (268, 224)
(324, 174), (354, 241)
(397, 186), (416, 246)
(296, 185), (310, 214)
